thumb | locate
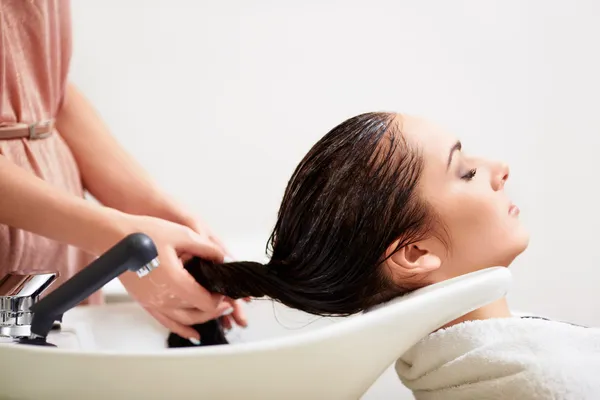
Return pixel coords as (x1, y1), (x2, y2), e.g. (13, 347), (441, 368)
(179, 229), (225, 263)
(183, 218), (233, 260)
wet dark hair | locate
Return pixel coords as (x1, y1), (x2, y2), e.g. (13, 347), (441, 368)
(168, 112), (435, 347)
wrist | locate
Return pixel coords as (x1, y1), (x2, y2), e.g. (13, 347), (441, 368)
(80, 206), (135, 256)
(145, 195), (194, 227)
(81, 194), (195, 256)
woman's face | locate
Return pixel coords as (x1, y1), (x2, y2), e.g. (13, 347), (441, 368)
(400, 115), (529, 281)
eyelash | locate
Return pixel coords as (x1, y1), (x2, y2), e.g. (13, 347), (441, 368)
(461, 168), (477, 181)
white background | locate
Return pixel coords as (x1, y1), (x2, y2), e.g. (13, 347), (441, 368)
(70, 1), (600, 398)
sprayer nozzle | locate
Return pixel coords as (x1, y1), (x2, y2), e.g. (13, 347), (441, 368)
(136, 258), (160, 278)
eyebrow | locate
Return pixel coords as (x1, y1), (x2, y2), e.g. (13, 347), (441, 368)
(447, 141), (462, 170)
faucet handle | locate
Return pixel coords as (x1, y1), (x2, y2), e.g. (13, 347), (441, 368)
(0, 272), (57, 338)
(0, 272), (57, 298)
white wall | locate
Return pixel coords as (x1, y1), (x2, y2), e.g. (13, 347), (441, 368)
(70, 0), (600, 346)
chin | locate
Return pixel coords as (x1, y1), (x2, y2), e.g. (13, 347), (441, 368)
(499, 230), (530, 267)
(515, 225), (531, 254)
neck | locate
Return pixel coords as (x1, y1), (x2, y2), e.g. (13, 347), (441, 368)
(440, 297), (512, 330)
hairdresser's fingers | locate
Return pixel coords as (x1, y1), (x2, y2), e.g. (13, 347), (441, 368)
(175, 251), (227, 308)
(154, 293), (193, 309)
(145, 307), (200, 341)
(183, 217), (233, 259)
(199, 225), (233, 259)
(178, 229), (225, 263)
(229, 299), (248, 328)
(161, 302), (233, 326)
(171, 274), (224, 312)
(210, 235), (234, 260)
(179, 252), (194, 264)
(163, 251), (224, 311)
(221, 315), (233, 331)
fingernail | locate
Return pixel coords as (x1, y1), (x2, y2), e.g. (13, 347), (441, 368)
(189, 337), (201, 345)
(221, 307), (234, 316)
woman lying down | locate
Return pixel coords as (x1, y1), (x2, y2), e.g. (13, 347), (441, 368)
(169, 112), (600, 399)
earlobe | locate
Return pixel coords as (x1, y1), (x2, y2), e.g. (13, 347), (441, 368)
(385, 240), (441, 276)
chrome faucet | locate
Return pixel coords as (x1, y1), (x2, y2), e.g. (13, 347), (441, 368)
(0, 272), (57, 339)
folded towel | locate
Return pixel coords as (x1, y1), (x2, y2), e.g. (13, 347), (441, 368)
(395, 317), (600, 399)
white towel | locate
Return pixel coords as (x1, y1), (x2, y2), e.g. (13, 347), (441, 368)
(395, 317), (600, 399)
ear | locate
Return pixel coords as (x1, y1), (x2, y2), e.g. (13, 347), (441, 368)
(385, 239), (441, 276)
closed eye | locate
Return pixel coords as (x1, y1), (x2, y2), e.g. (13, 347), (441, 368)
(461, 168), (477, 181)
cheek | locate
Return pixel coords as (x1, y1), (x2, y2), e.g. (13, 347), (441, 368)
(448, 197), (499, 236)
(424, 170), (528, 271)
(440, 192), (510, 258)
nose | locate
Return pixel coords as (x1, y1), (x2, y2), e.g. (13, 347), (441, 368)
(491, 161), (509, 191)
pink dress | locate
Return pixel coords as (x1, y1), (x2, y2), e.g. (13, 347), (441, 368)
(0, 0), (102, 304)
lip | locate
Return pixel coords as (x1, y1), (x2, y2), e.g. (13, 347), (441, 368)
(509, 204), (520, 216)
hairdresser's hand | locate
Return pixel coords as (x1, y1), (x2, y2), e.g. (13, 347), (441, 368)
(178, 215), (232, 261)
(136, 196), (250, 331)
(115, 214), (233, 340)
(150, 197), (233, 260)
(170, 210), (251, 330)
(220, 297), (249, 330)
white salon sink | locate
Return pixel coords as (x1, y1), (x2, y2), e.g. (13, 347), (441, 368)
(39, 302), (171, 352)
(0, 268), (512, 400)
(0, 298), (340, 351)
(0, 303), (172, 354)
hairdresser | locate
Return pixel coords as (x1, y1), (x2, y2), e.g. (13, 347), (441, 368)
(0, 1), (246, 341)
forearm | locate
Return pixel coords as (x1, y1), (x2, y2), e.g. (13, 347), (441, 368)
(55, 83), (177, 218)
(0, 155), (129, 256)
